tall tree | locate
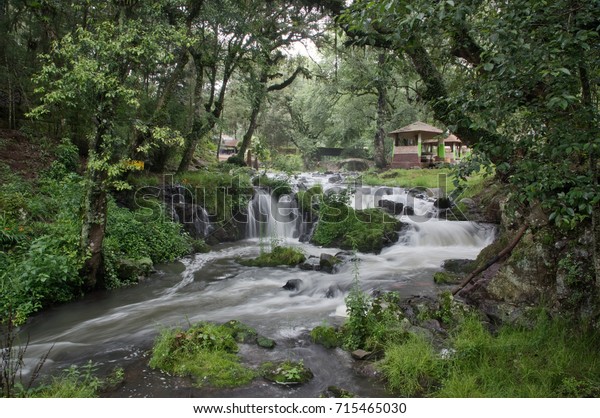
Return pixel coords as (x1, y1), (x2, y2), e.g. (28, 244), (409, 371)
(30, 1), (185, 288)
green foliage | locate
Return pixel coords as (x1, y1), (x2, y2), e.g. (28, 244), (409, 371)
(260, 360), (313, 385)
(239, 245), (305, 267)
(362, 169), (459, 191)
(177, 168), (252, 221)
(556, 251), (595, 312)
(342, 267), (405, 351)
(433, 272), (460, 285)
(252, 174), (293, 198)
(149, 322), (255, 388)
(296, 185), (323, 214)
(104, 200), (191, 265)
(271, 154), (304, 173)
(221, 320), (258, 343)
(312, 204), (401, 253)
(310, 324), (341, 349)
(379, 314), (600, 397)
(45, 138), (80, 180)
(379, 335), (444, 397)
(0, 174), (85, 324)
(29, 362), (102, 398)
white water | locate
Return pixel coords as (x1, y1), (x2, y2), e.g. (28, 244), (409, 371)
(246, 188), (299, 240)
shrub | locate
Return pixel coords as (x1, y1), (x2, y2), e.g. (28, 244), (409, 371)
(271, 154), (304, 173)
(104, 200), (191, 264)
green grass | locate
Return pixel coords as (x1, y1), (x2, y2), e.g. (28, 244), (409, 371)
(380, 315), (600, 397)
(362, 168), (457, 190)
(379, 334), (444, 397)
(149, 322), (256, 388)
(362, 168), (486, 197)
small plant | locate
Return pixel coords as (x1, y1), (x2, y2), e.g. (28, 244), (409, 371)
(260, 360), (313, 385)
(30, 361), (102, 398)
(310, 324), (341, 348)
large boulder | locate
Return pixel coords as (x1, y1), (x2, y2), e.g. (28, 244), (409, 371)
(282, 279), (303, 291)
(377, 199), (404, 215)
(116, 257), (153, 281)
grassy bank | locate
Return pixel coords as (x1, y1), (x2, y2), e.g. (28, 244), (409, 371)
(361, 168), (486, 198)
(381, 314), (600, 397)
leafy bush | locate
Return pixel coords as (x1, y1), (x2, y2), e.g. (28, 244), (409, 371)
(29, 362), (102, 398)
(177, 168), (252, 221)
(271, 154), (304, 173)
(104, 200), (191, 264)
(310, 324), (341, 348)
(296, 185), (323, 214)
(260, 360), (313, 385)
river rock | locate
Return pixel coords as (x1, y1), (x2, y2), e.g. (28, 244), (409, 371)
(434, 197), (453, 209)
(282, 279), (303, 291)
(377, 199), (404, 215)
(351, 349), (373, 360)
(256, 336), (276, 349)
(323, 386), (356, 398)
(405, 206), (415, 216)
(116, 257), (153, 281)
(325, 285), (341, 298)
(328, 173), (343, 183)
(320, 253), (341, 274)
(299, 256), (321, 271)
(442, 259), (475, 274)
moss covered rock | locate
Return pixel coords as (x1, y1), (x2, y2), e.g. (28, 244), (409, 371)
(239, 246), (306, 267)
(433, 271), (461, 285)
(311, 205), (404, 254)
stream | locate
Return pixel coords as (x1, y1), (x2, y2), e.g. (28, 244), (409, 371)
(17, 173), (495, 397)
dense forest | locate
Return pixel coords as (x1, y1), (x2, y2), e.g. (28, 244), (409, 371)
(1, 0), (599, 399)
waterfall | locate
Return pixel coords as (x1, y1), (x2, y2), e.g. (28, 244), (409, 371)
(164, 184), (213, 239)
(245, 188), (299, 240)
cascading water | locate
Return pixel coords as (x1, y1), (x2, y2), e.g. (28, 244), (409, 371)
(166, 184), (213, 239)
(17, 171), (497, 398)
(245, 188), (299, 240)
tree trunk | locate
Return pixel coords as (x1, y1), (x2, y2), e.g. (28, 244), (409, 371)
(373, 54), (388, 169)
(177, 119), (210, 174)
(236, 96), (263, 162)
(80, 171), (108, 290)
(579, 63), (600, 292)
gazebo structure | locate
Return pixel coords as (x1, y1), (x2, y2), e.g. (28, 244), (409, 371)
(388, 122), (443, 169)
(422, 134), (467, 163)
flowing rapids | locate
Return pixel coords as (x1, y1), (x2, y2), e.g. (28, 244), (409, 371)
(16, 172), (495, 397)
